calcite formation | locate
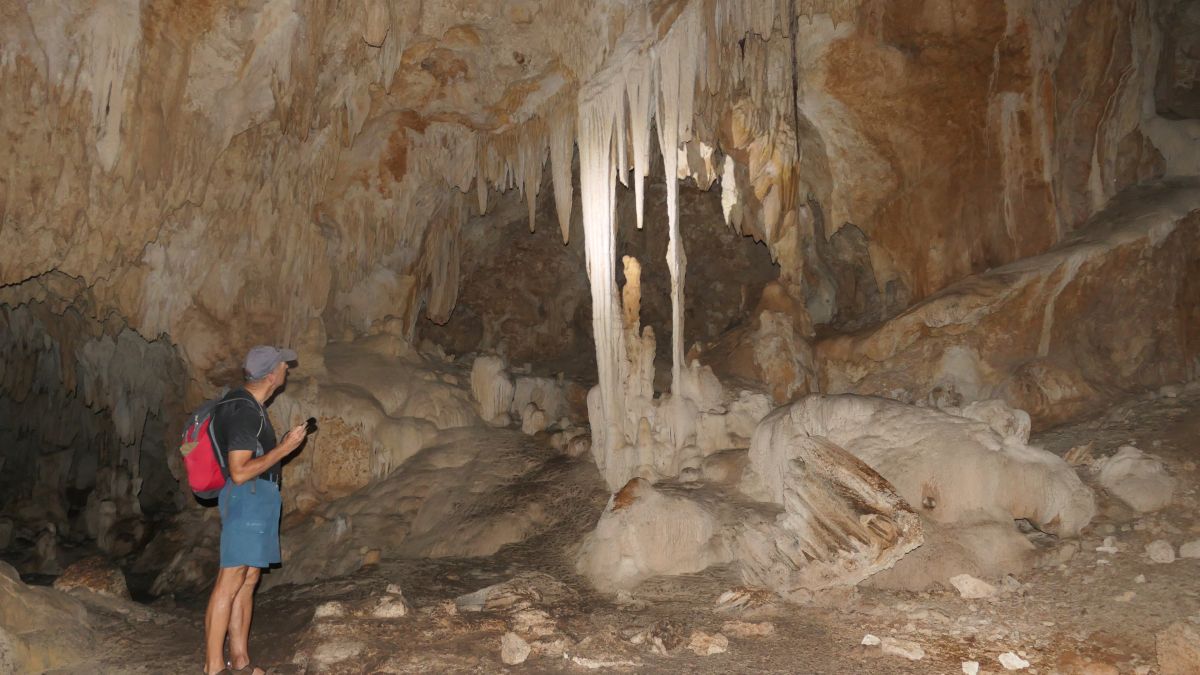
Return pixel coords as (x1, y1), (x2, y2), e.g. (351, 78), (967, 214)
(0, 0), (1197, 611)
(578, 394), (1095, 596)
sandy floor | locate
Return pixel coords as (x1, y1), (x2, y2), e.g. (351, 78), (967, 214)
(67, 383), (1200, 674)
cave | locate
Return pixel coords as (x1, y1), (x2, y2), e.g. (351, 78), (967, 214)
(2, 1), (1199, 673)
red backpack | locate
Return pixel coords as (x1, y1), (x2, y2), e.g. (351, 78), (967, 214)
(179, 393), (262, 500)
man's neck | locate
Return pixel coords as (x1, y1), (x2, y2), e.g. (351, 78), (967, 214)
(244, 381), (273, 404)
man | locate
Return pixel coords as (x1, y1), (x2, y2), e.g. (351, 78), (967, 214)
(203, 345), (308, 675)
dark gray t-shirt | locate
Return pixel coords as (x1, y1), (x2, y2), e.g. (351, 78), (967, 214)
(212, 389), (280, 484)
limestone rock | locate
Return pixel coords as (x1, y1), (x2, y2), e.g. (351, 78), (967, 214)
(501, 632), (531, 665)
(52, 556), (130, 600)
(1094, 446), (1177, 513)
(1158, 621), (1200, 675)
(511, 376), (569, 424)
(817, 185), (1200, 429)
(471, 356), (515, 426)
(576, 479), (731, 592)
(740, 395), (1092, 591)
(1179, 539), (1200, 558)
(880, 637), (925, 661)
(454, 572), (574, 614)
(949, 574), (998, 599)
(520, 402), (548, 435)
(314, 601), (347, 620)
(370, 586), (411, 619)
(0, 562), (93, 673)
(999, 651), (1031, 670)
(687, 631), (728, 656)
(1146, 540), (1176, 564)
(264, 427), (604, 590)
(734, 431), (923, 596)
(742, 395), (1096, 538)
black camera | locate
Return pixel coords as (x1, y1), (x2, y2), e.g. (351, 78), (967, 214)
(305, 417), (318, 434)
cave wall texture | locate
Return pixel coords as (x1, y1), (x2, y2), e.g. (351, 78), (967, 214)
(1, 0), (1198, 549)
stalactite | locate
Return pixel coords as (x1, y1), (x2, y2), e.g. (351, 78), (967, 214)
(653, 5), (701, 419)
(625, 60), (654, 230)
(548, 101), (576, 243)
(577, 79), (627, 476)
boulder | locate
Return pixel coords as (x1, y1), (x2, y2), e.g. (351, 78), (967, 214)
(742, 395), (1096, 537)
(53, 556), (130, 599)
(0, 562), (93, 672)
(1094, 446), (1177, 513)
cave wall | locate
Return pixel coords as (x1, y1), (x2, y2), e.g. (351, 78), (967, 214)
(0, 276), (186, 560)
(1, 0), (1197, 559)
(769, 0), (1192, 330)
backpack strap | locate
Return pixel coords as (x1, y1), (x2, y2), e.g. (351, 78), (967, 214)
(209, 390), (266, 475)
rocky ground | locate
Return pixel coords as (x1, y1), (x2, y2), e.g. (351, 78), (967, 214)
(19, 382), (1200, 675)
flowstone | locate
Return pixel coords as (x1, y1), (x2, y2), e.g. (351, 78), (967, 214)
(578, 394), (1096, 597)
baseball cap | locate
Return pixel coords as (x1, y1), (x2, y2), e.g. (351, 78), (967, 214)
(244, 345), (298, 380)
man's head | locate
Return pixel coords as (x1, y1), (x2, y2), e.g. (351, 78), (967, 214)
(243, 345), (297, 391)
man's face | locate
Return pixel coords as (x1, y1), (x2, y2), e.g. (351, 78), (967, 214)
(272, 361), (289, 387)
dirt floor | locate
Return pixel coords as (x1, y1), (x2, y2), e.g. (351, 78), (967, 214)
(55, 382), (1200, 674)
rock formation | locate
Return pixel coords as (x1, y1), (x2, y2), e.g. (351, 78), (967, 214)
(0, 2), (1198, 665)
(577, 394), (1095, 596)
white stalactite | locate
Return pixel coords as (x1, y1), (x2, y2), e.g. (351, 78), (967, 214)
(549, 102), (576, 242)
(577, 80), (628, 478)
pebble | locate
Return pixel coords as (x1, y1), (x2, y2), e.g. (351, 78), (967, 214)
(861, 634), (881, 646)
(999, 651), (1030, 670)
(687, 631), (728, 656)
(1147, 539), (1176, 564)
(951, 574), (998, 599)
(501, 632), (531, 665)
(1179, 539), (1200, 559)
(314, 601), (347, 619)
(962, 661), (980, 675)
(1134, 574), (1146, 584)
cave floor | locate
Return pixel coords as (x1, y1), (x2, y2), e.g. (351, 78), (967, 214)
(70, 384), (1200, 674)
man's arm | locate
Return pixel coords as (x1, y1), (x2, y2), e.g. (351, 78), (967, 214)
(227, 424), (306, 485)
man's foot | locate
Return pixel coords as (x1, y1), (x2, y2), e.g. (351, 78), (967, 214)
(230, 663), (265, 675)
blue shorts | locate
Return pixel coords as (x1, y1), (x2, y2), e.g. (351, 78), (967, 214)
(219, 479), (282, 569)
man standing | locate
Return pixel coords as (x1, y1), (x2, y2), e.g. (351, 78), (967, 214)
(203, 345), (308, 675)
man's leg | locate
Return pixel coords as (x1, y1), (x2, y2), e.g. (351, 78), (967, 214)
(227, 566), (263, 673)
(204, 566), (247, 674)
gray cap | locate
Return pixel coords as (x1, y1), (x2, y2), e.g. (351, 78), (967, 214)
(244, 345), (298, 380)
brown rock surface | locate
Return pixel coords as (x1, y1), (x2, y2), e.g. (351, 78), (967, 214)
(817, 180), (1200, 428)
(52, 556), (131, 600)
(1157, 621), (1200, 675)
(0, 562), (93, 673)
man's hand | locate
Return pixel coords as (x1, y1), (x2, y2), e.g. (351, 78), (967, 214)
(281, 424), (307, 452)
(228, 423), (309, 485)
